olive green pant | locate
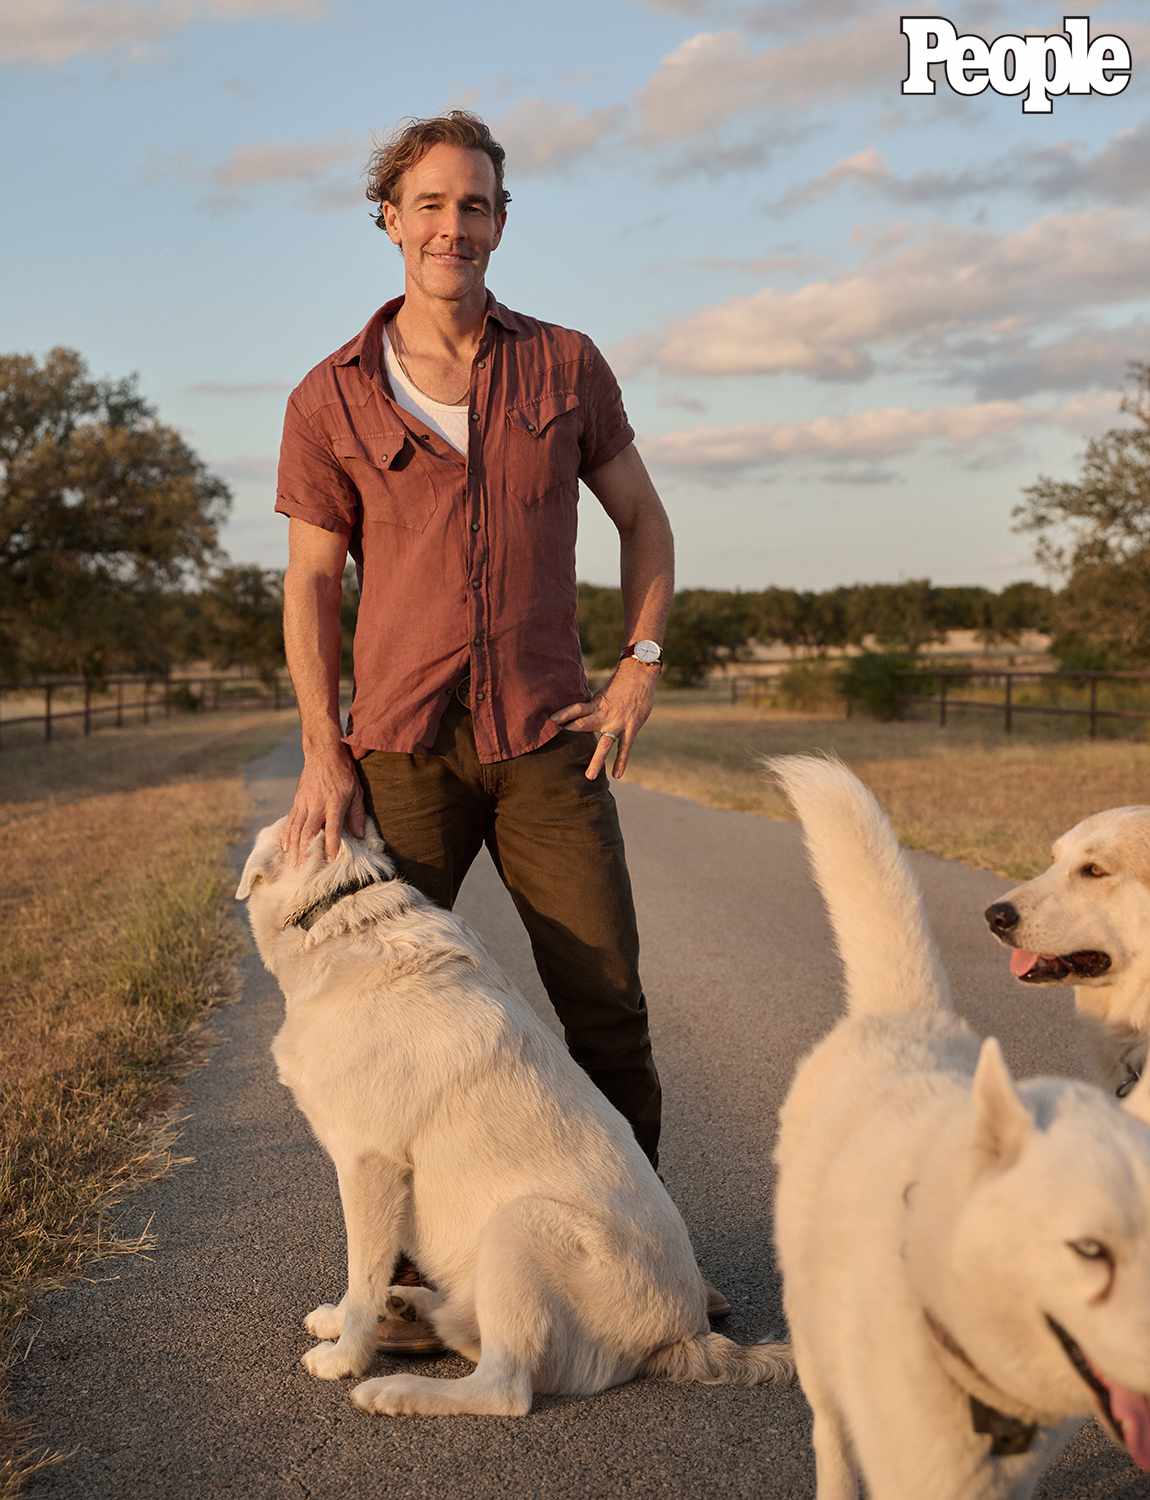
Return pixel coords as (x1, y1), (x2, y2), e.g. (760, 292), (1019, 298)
(355, 689), (662, 1167)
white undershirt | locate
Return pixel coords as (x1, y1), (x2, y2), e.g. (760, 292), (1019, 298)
(382, 326), (470, 456)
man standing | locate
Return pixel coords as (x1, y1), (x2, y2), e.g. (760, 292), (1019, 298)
(274, 111), (724, 1338)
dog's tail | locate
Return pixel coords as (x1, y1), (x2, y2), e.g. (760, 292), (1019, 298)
(641, 1332), (794, 1387)
(769, 753), (950, 1016)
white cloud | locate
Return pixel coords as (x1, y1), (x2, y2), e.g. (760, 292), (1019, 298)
(211, 139), (357, 188)
(0, 0), (325, 66)
(490, 101), (625, 175)
(643, 389), (1129, 477)
(636, 209), (1150, 381)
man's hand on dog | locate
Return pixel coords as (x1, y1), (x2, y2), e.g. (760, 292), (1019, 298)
(549, 660), (658, 781)
(282, 746), (366, 863)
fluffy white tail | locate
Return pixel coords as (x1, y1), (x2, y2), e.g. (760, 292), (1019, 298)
(769, 754), (950, 1016)
(642, 1332), (795, 1387)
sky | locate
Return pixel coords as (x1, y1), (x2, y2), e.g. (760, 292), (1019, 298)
(3, 0), (1148, 593)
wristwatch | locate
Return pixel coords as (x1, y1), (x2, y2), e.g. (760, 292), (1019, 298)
(619, 640), (663, 668)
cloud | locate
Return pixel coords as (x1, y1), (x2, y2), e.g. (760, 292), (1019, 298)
(0, 0), (325, 66)
(212, 138), (357, 188)
(643, 390), (1131, 479)
(492, 101), (625, 176)
(214, 455), (278, 483)
(632, 209), (1150, 381)
(633, 19), (894, 143)
(949, 322), (1150, 401)
(772, 118), (1150, 215)
(657, 390), (709, 412)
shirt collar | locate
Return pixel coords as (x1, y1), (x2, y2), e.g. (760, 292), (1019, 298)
(333, 291), (522, 383)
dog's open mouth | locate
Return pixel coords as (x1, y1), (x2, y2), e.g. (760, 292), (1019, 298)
(1009, 949), (1111, 983)
(1046, 1315), (1150, 1469)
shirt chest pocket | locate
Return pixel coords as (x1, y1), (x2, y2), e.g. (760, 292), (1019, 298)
(506, 392), (580, 504)
(331, 430), (439, 533)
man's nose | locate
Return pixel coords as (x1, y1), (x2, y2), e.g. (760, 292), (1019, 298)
(985, 901), (1020, 937)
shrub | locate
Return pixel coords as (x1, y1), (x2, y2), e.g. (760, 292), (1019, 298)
(837, 652), (923, 721)
(775, 661), (841, 713)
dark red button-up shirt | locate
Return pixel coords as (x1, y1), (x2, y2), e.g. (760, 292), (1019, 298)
(275, 293), (635, 763)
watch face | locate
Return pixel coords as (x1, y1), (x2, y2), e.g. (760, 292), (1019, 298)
(633, 639), (661, 664)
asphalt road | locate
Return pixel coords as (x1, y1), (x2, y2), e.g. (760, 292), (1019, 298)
(11, 736), (1149, 1498)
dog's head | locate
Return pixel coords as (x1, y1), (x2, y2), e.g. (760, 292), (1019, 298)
(984, 807), (1150, 1023)
(235, 816), (397, 962)
(910, 1039), (1150, 1465)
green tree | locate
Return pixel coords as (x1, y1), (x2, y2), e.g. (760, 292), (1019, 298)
(198, 565), (284, 678)
(1015, 363), (1150, 665)
(0, 346), (230, 679)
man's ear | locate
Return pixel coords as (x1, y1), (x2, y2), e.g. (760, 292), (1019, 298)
(971, 1038), (1032, 1171)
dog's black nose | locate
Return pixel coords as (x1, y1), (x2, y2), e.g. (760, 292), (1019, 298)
(985, 902), (1020, 937)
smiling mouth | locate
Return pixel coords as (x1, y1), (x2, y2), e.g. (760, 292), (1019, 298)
(1045, 1314), (1150, 1468)
(1008, 948), (1111, 983)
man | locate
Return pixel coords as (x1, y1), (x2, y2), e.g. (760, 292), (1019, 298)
(274, 110), (726, 1342)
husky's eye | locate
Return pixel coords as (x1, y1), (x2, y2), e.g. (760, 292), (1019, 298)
(1068, 1238), (1111, 1263)
(1079, 864), (1110, 879)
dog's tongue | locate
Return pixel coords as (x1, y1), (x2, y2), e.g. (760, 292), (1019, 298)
(1009, 949), (1042, 978)
(1106, 1380), (1150, 1470)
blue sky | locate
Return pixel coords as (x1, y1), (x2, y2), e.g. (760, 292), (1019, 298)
(3, 0), (1148, 591)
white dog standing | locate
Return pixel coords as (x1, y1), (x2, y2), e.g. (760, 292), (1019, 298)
(772, 756), (1150, 1499)
(985, 806), (1150, 1095)
(235, 817), (792, 1417)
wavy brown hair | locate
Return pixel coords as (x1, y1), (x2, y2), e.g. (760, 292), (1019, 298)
(365, 111), (511, 229)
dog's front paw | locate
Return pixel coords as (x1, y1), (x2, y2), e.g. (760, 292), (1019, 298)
(352, 1373), (426, 1415)
(301, 1340), (370, 1380)
(304, 1302), (344, 1340)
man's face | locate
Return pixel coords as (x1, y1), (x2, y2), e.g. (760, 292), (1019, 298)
(383, 143), (505, 305)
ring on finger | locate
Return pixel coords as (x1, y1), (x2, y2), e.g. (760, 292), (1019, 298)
(598, 731), (619, 743)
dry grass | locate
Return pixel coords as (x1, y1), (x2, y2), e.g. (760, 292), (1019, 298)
(0, 710), (293, 1497)
(630, 698), (1150, 879)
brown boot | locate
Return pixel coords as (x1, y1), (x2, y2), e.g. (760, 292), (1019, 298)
(378, 1259), (447, 1355)
(704, 1279), (732, 1321)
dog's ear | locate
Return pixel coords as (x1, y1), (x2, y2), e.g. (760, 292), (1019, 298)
(235, 829), (284, 901)
(1121, 1060), (1150, 1129)
(971, 1038), (1031, 1171)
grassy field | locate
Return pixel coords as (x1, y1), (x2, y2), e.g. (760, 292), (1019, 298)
(0, 710), (293, 1497)
(629, 696), (1150, 879)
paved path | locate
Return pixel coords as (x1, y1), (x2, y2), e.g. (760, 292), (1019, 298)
(11, 738), (1144, 1497)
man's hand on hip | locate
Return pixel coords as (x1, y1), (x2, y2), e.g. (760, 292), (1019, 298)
(549, 660), (659, 781)
(282, 745), (366, 864)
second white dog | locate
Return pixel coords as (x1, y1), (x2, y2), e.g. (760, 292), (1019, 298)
(236, 817), (792, 1417)
(772, 755), (1150, 1499)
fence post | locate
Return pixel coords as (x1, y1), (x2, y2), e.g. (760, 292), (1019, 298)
(143, 679), (150, 726)
(939, 675), (948, 728)
(116, 679), (124, 728)
(45, 683), (53, 742)
(273, 674), (281, 711)
(83, 680), (92, 736)
(730, 676), (736, 705)
(1004, 673), (1013, 735)
(1089, 676), (1098, 740)
(165, 669), (172, 719)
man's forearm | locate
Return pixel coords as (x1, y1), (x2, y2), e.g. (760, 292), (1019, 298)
(283, 568), (346, 755)
(619, 507), (675, 647)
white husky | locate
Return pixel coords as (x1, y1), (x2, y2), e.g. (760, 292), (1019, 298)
(236, 817), (792, 1417)
(772, 755), (1150, 1499)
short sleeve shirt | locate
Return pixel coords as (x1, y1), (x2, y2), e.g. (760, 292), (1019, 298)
(274, 293), (634, 763)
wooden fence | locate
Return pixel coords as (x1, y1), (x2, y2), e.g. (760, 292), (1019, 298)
(0, 672), (304, 750)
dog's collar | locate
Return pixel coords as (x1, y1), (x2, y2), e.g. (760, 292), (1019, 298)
(923, 1309), (1039, 1457)
(285, 872), (390, 932)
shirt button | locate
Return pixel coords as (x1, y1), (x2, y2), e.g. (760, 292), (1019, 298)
(379, 452), (388, 461)
(473, 635), (482, 645)
(470, 411), (479, 422)
(475, 690), (486, 702)
(477, 360), (486, 369)
(525, 422), (536, 433)
(472, 579), (481, 589)
(470, 521), (480, 532)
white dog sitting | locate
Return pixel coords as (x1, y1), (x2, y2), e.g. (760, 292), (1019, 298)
(772, 755), (1150, 1499)
(235, 817), (792, 1417)
(985, 805), (1150, 1096)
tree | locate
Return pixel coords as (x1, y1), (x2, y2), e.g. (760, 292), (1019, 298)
(845, 580), (944, 655)
(0, 347), (230, 678)
(198, 565), (284, 679)
(1015, 363), (1150, 666)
